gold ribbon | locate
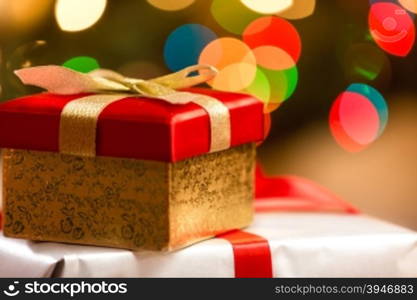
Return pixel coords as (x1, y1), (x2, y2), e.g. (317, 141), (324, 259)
(15, 65), (231, 157)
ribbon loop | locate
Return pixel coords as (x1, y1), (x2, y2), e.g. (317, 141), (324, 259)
(152, 64), (218, 89)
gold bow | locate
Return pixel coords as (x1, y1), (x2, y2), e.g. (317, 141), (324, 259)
(15, 65), (231, 157)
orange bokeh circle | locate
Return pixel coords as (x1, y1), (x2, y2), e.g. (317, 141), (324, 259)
(199, 37), (257, 91)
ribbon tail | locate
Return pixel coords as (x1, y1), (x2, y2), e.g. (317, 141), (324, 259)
(217, 230), (273, 278)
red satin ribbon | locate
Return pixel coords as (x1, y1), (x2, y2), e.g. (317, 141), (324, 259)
(217, 230), (273, 278)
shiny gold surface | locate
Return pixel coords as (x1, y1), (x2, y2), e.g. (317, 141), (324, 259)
(59, 94), (130, 157)
(169, 144), (255, 249)
(2, 144), (255, 251)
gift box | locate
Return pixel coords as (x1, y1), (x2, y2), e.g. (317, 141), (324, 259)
(0, 66), (264, 251)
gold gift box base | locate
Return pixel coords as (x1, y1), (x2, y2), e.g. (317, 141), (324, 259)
(2, 144), (255, 251)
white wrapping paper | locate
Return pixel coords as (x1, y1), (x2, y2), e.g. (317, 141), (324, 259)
(1, 212), (416, 277)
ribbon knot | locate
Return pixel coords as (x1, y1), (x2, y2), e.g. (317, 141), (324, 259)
(15, 64), (231, 157)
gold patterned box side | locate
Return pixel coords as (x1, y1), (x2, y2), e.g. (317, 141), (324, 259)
(2, 149), (170, 250)
(2, 144), (255, 251)
(169, 144), (255, 249)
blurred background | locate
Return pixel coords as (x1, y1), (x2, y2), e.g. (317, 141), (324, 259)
(0, 0), (416, 229)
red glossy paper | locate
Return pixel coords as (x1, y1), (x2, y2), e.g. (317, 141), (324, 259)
(0, 88), (264, 162)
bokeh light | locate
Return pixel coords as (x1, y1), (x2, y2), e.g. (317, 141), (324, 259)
(369, 0), (415, 19)
(278, 0), (316, 20)
(399, 0), (417, 14)
(245, 68), (271, 105)
(164, 24), (217, 72)
(369, 2), (415, 56)
(63, 56), (100, 73)
(243, 16), (301, 70)
(253, 46), (296, 71)
(199, 37), (257, 92)
(266, 66), (298, 100)
(55, 0), (107, 32)
(347, 83), (388, 137)
(282, 66), (298, 100)
(241, 0), (293, 14)
(0, 0), (53, 37)
(211, 0), (261, 34)
(147, 0), (195, 11)
(262, 68), (288, 112)
(330, 91), (380, 152)
(342, 43), (391, 82)
(329, 85), (388, 152)
(248, 66), (298, 113)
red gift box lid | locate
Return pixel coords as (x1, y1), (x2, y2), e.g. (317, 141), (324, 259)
(0, 88), (264, 162)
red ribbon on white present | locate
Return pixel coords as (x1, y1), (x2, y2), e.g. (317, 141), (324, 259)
(217, 163), (360, 278)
